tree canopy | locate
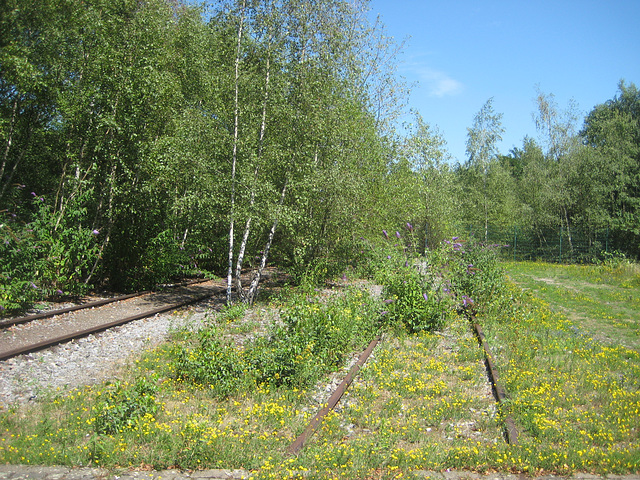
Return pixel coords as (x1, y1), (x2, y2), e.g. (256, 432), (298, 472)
(1, 0), (638, 313)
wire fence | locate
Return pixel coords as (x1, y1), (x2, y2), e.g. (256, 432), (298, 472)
(459, 224), (612, 263)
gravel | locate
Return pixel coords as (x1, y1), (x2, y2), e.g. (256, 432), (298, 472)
(0, 297), (218, 410)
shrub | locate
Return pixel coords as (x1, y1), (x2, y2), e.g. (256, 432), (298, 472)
(174, 328), (250, 398)
(172, 287), (383, 396)
(445, 238), (506, 305)
(94, 378), (158, 435)
(382, 267), (450, 333)
(1, 192), (99, 313)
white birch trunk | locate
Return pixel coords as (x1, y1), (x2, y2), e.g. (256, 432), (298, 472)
(247, 179), (287, 305)
(227, 0), (247, 305)
(235, 54), (271, 302)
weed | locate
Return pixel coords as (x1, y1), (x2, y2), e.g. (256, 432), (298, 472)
(93, 378), (158, 435)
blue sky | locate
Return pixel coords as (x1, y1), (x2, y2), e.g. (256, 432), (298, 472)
(367, 0), (640, 163)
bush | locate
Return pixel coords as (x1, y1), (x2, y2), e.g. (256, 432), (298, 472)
(1, 192), (99, 314)
(381, 267), (451, 333)
(137, 229), (192, 288)
(94, 378), (158, 435)
(172, 287), (383, 396)
(174, 328), (250, 398)
(444, 238), (506, 305)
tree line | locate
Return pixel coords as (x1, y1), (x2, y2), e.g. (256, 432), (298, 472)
(1, 0), (638, 313)
(457, 84), (640, 260)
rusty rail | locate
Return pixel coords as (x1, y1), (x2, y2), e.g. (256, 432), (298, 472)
(471, 320), (519, 445)
(0, 278), (210, 329)
(0, 286), (222, 362)
(287, 335), (381, 455)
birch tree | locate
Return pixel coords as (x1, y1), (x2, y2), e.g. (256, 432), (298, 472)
(464, 98), (504, 241)
(532, 88), (582, 253)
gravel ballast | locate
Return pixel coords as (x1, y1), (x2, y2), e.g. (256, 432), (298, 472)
(0, 296), (217, 409)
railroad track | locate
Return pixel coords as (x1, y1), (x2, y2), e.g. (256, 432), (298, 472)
(1, 274), (519, 454)
(286, 313), (519, 454)
(0, 279), (222, 362)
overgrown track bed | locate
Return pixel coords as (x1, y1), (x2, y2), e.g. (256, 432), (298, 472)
(0, 280), (220, 361)
(289, 319), (516, 456)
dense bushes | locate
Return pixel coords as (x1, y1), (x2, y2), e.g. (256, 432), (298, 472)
(376, 230), (507, 333)
(174, 287), (383, 397)
(1, 193), (99, 313)
(172, 230), (511, 400)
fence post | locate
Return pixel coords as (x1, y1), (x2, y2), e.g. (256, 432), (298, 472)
(559, 226), (563, 263)
(513, 226), (517, 261)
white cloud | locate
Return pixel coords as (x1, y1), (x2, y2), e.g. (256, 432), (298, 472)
(416, 67), (464, 97)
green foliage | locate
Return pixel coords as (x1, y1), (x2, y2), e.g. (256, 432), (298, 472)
(444, 237), (507, 306)
(172, 287), (382, 396)
(137, 230), (192, 288)
(174, 328), (250, 398)
(93, 378), (158, 435)
(1, 193), (98, 313)
(381, 267), (448, 333)
(217, 302), (249, 323)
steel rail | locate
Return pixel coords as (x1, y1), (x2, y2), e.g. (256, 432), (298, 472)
(0, 286), (222, 362)
(0, 278), (210, 329)
(287, 335), (381, 456)
(472, 320), (519, 445)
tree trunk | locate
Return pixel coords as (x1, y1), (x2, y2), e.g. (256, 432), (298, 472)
(234, 54), (271, 302)
(246, 179), (287, 305)
(227, 0), (247, 305)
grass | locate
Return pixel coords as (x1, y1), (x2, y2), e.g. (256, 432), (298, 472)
(503, 260), (640, 349)
(1, 257), (639, 478)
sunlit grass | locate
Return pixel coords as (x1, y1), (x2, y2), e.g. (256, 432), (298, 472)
(503, 260), (640, 349)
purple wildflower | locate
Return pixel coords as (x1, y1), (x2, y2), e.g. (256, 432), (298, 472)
(406, 223), (413, 232)
(92, 229), (100, 235)
(423, 293), (429, 302)
(396, 231), (401, 239)
(56, 289), (64, 295)
(383, 230), (389, 239)
(462, 295), (474, 307)
(383, 299), (395, 304)
(30, 282), (37, 289)
(452, 236), (459, 241)
(31, 192), (36, 197)
(387, 255), (391, 259)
